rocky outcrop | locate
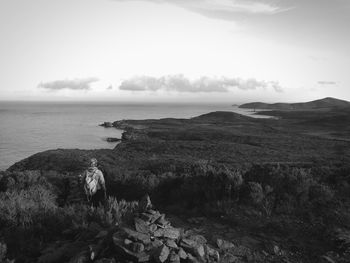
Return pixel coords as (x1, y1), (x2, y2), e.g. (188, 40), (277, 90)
(112, 195), (219, 263)
(39, 196), (221, 263)
(100, 122), (114, 128)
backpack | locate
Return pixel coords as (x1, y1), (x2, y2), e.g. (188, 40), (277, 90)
(84, 170), (98, 197)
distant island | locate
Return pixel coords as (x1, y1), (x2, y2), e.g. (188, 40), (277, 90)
(239, 97), (350, 110)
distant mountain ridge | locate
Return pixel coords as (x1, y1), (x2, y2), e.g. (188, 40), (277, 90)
(239, 97), (350, 110)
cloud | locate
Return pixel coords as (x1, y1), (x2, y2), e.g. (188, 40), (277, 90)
(38, 77), (99, 91)
(107, 85), (113, 90)
(318, 81), (337, 85)
(113, 0), (292, 20)
(119, 75), (283, 93)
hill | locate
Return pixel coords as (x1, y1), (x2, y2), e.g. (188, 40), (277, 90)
(239, 97), (350, 110)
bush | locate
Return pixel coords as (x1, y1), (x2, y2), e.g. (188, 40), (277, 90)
(0, 185), (57, 228)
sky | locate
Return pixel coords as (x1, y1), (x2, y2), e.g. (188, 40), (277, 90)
(0, 0), (349, 103)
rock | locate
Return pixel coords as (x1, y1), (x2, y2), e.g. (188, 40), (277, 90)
(135, 218), (151, 234)
(124, 239), (133, 246)
(229, 245), (251, 257)
(165, 239), (178, 249)
(221, 253), (240, 263)
(121, 228), (151, 244)
(131, 243), (145, 253)
(105, 137), (121, 142)
(178, 248), (188, 259)
(154, 229), (165, 238)
(216, 239), (235, 250)
(156, 214), (169, 227)
(194, 244), (205, 259)
(113, 234), (150, 262)
(163, 228), (181, 240)
(205, 245), (220, 262)
(154, 245), (170, 263)
(101, 122), (113, 127)
(180, 238), (199, 249)
(139, 194), (152, 212)
(140, 211), (161, 223)
(187, 234), (207, 245)
(150, 240), (164, 249)
(187, 253), (200, 263)
(169, 251), (181, 263)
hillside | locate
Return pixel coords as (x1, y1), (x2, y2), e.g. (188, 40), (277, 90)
(2, 110), (350, 262)
(239, 97), (350, 110)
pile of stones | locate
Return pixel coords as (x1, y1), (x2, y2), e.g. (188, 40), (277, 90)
(112, 196), (220, 263)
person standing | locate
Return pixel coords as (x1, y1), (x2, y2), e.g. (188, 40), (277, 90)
(82, 158), (107, 207)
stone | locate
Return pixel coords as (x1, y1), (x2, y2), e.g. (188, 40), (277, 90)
(156, 214), (169, 226)
(216, 239), (235, 250)
(180, 238), (198, 249)
(221, 253), (240, 263)
(154, 245), (170, 263)
(163, 228), (181, 240)
(131, 243), (145, 253)
(229, 245), (251, 257)
(135, 218), (151, 234)
(121, 228), (151, 244)
(140, 211), (162, 223)
(139, 194), (152, 212)
(194, 245), (205, 259)
(165, 239), (178, 249)
(205, 245), (220, 262)
(169, 251), (181, 263)
(149, 224), (158, 233)
(113, 235), (150, 262)
(178, 248), (188, 260)
(124, 239), (133, 246)
(187, 253), (200, 263)
(188, 234), (207, 245)
(154, 229), (165, 238)
(151, 240), (164, 249)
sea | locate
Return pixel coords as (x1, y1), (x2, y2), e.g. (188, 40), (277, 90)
(0, 101), (267, 171)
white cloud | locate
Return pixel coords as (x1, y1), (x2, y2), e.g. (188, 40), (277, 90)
(38, 77), (99, 91)
(119, 75), (283, 93)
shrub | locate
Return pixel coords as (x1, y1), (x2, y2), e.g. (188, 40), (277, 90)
(0, 185), (57, 228)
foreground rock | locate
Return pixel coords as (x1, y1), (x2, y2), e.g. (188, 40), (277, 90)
(39, 196), (220, 263)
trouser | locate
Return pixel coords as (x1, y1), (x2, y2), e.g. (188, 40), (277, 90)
(90, 189), (106, 207)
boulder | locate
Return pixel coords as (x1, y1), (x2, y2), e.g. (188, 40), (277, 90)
(165, 239), (178, 249)
(169, 251), (181, 263)
(216, 239), (235, 250)
(163, 228), (181, 240)
(131, 243), (145, 253)
(139, 194), (152, 212)
(178, 248), (188, 260)
(154, 245), (170, 263)
(121, 228), (151, 244)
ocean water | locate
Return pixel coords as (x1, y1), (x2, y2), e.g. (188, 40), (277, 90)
(0, 102), (264, 170)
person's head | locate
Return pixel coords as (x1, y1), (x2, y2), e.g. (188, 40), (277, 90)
(89, 158), (98, 167)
